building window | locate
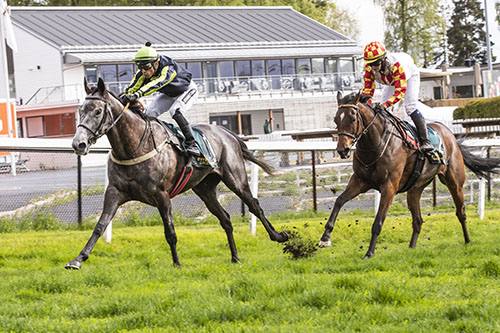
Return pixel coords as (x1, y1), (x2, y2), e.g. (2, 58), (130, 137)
(297, 58), (311, 75)
(433, 86), (442, 100)
(236, 61), (251, 77)
(267, 59), (282, 89)
(186, 62), (202, 79)
(339, 58), (354, 73)
(311, 58), (324, 74)
(282, 59), (295, 75)
(252, 60), (265, 76)
(219, 61), (234, 78)
(325, 58), (337, 73)
(85, 66), (98, 84)
(118, 64), (134, 82)
(453, 85), (473, 98)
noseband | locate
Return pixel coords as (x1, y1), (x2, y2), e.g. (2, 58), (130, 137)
(77, 96), (127, 144)
(337, 103), (379, 147)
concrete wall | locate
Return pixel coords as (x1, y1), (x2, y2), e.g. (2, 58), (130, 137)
(13, 27), (62, 104)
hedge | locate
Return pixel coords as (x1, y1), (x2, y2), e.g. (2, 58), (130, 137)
(453, 96), (500, 119)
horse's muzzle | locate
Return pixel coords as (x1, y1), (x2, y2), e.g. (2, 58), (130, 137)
(337, 148), (351, 159)
(72, 139), (89, 155)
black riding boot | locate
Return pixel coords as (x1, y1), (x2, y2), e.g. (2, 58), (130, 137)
(410, 112), (434, 153)
(172, 110), (200, 156)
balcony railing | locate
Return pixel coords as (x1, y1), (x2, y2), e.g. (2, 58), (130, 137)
(24, 72), (361, 105)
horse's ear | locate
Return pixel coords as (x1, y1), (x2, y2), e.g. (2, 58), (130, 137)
(355, 90), (362, 103)
(359, 94), (371, 104)
(97, 77), (107, 96)
(337, 91), (343, 105)
(84, 77), (92, 95)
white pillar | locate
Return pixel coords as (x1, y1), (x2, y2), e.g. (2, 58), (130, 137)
(249, 161), (259, 235)
(103, 157), (112, 243)
(374, 190), (381, 215)
(478, 178), (485, 220)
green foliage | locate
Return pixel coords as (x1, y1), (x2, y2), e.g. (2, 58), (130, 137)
(374, 0), (443, 66)
(447, 0), (494, 66)
(453, 96), (500, 119)
(16, 212), (61, 231)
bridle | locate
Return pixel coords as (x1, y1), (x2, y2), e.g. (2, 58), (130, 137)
(77, 95), (128, 144)
(337, 103), (380, 148)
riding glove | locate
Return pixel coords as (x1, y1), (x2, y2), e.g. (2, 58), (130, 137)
(373, 103), (387, 113)
(123, 93), (139, 104)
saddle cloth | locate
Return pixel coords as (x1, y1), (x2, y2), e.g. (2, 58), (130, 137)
(394, 118), (446, 164)
(164, 122), (219, 168)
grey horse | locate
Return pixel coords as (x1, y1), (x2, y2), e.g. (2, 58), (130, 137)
(65, 78), (288, 269)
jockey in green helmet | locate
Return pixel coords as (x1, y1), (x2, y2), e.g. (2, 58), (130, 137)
(122, 42), (200, 156)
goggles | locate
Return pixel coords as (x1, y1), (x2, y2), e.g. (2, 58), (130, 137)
(137, 62), (154, 70)
(370, 59), (383, 67)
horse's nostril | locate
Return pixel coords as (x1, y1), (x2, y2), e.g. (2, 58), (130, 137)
(78, 143), (87, 150)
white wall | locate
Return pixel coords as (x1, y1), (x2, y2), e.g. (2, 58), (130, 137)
(62, 64), (86, 101)
(13, 27), (62, 104)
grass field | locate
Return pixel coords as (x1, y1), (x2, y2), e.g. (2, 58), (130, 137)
(1, 208), (500, 332)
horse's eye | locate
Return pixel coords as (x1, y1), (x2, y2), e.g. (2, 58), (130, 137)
(95, 108), (102, 115)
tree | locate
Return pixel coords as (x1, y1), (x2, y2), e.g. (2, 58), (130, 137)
(373, 0), (443, 67)
(447, 0), (493, 66)
(496, 2), (500, 25)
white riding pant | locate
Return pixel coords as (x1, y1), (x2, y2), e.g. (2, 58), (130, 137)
(381, 71), (420, 116)
(146, 81), (198, 118)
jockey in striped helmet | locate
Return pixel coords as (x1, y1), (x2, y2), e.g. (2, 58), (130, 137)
(362, 41), (434, 154)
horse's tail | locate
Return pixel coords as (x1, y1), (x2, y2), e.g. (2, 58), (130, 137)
(221, 127), (275, 175)
(458, 142), (500, 180)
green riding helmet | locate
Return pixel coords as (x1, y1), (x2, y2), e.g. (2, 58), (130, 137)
(133, 42), (158, 65)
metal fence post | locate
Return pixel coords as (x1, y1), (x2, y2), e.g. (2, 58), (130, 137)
(77, 155), (82, 225)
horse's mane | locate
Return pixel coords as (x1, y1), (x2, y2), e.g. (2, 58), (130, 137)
(87, 86), (150, 120)
(340, 92), (371, 106)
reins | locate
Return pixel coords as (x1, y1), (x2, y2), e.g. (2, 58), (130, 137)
(78, 95), (172, 166)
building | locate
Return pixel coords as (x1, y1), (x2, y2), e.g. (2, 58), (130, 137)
(3, 6), (363, 138)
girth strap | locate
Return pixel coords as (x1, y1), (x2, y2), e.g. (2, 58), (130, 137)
(397, 151), (426, 193)
(169, 165), (194, 198)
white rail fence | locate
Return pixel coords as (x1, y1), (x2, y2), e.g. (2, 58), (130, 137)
(1, 137), (499, 242)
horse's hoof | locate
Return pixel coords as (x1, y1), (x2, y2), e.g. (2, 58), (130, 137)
(278, 231), (289, 242)
(362, 252), (374, 260)
(231, 257), (241, 264)
(318, 240), (331, 248)
(65, 260), (81, 270)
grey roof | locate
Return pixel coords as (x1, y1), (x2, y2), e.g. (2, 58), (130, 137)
(11, 6), (354, 47)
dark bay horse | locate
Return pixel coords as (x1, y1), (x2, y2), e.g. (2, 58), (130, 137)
(65, 78), (288, 269)
(319, 92), (500, 258)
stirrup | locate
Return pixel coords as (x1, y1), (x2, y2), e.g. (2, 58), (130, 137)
(419, 141), (434, 153)
(185, 142), (201, 156)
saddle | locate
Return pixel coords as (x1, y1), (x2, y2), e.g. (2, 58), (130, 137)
(161, 122), (219, 169)
(383, 111), (446, 165)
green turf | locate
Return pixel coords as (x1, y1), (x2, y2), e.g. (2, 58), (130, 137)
(1, 209), (500, 332)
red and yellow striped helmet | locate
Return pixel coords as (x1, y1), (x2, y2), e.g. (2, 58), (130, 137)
(363, 41), (386, 63)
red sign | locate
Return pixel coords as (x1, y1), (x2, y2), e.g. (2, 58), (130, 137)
(0, 102), (17, 156)
(0, 102), (16, 138)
